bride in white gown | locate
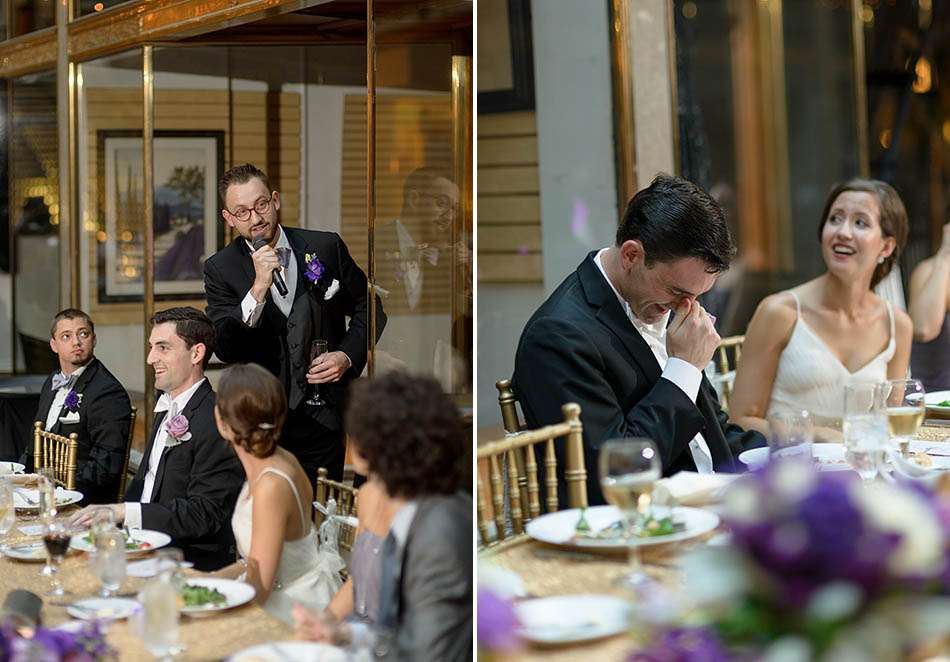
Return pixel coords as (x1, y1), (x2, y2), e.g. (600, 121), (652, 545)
(213, 364), (343, 623)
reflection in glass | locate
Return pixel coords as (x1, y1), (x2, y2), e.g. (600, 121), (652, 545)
(76, 0), (130, 17)
(12, 72), (59, 374)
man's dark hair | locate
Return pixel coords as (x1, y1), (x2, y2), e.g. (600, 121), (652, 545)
(401, 167), (454, 214)
(817, 178), (908, 289)
(345, 371), (464, 499)
(150, 307), (216, 368)
(218, 163), (271, 205)
(50, 308), (95, 338)
(616, 174), (736, 273)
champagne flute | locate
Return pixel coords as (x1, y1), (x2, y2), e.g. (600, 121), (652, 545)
(305, 339), (329, 407)
(882, 379), (925, 457)
(843, 382), (888, 481)
(42, 520), (71, 597)
(598, 438), (662, 589)
(37, 467), (57, 576)
(0, 477), (15, 549)
(91, 527), (126, 598)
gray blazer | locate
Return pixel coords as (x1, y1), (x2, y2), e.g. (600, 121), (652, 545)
(381, 492), (473, 662)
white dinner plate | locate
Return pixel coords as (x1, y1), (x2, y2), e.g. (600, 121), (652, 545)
(515, 595), (631, 644)
(179, 578), (255, 614)
(0, 540), (48, 561)
(67, 597), (139, 621)
(70, 528), (171, 554)
(230, 642), (347, 662)
(740, 442), (950, 472)
(13, 487), (83, 511)
(525, 505), (719, 552)
(0, 462), (25, 474)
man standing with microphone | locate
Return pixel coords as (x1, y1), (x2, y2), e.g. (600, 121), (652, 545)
(204, 164), (384, 481)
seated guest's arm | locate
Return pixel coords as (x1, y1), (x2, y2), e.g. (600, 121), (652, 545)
(729, 294), (797, 438)
(76, 383), (132, 503)
(516, 316), (705, 472)
(138, 430), (242, 543)
(887, 307), (914, 378)
(326, 578), (354, 622)
(210, 561), (245, 580)
(243, 473), (295, 605)
(908, 224), (950, 342)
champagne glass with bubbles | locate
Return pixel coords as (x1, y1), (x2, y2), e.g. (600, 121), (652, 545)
(598, 438), (662, 589)
(882, 379), (925, 457)
(305, 339), (329, 407)
(843, 382), (889, 480)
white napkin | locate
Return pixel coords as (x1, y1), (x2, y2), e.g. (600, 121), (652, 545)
(127, 557), (194, 578)
(652, 471), (739, 507)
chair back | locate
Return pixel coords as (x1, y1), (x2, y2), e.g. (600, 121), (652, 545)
(117, 406), (137, 501)
(495, 379), (525, 433)
(715, 335), (745, 411)
(314, 468), (359, 553)
(32, 421), (79, 489)
(477, 402), (587, 552)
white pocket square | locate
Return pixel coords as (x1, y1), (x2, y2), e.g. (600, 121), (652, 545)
(59, 412), (81, 424)
(324, 278), (340, 301)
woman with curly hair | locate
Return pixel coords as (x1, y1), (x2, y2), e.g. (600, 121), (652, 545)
(294, 371), (472, 662)
(213, 363), (341, 623)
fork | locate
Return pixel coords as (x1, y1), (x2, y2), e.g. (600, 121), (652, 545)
(14, 488), (37, 506)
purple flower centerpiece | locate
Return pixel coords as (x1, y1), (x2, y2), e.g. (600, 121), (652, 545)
(164, 413), (191, 444)
(631, 461), (950, 660)
(2, 617), (116, 661)
(303, 253), (325, 285)
(63, 390), (82, 414)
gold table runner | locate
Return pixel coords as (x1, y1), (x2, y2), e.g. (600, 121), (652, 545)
(0, 510), (293, 661)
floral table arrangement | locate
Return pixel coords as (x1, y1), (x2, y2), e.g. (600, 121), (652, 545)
(0, 618), (115, 661)
(632, 461), (950, 661)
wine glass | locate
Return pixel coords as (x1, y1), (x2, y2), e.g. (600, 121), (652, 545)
(598, 438), (662, 589)
(42, 520), (71, 597)
(37, 468), (57, 576)
(842, 382), (888, 481)
(304, 339), (329, 407)
(766, 410), (814, 462)
(882, 379), (925, 457)
(0, 477), (15, 549)
(91, 527), (126, 598)
(133, 566), (180, 661)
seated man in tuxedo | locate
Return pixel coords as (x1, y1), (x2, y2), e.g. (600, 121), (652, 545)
(71, 307), (244, 571)
(21, 309), (131, 505)
(512, 174), (766, 506)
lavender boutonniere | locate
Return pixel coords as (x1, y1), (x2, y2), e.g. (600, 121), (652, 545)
(164, 413), (192, 446)
(304, 253), (326, 285)
(63, 389), (82, 414)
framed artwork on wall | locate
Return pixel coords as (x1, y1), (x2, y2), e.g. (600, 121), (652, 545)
(477, 0), (535, 114)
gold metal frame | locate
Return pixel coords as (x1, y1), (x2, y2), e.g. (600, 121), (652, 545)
(142, 44), (155, 432)
(851, 0), (870, 177)
(366, 0), (377, 377)
(451, 54), (472, 394)
(608, 0), (637, 211)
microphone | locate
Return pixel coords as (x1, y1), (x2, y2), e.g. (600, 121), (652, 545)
(252, 236), (288, 297)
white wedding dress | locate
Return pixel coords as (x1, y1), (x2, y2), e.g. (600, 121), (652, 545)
(231, 467), (344, 624)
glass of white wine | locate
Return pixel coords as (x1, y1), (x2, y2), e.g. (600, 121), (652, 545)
(843, 382), (888, 481)
(882, 379), (925, 457)
(598, 438), (661, 589)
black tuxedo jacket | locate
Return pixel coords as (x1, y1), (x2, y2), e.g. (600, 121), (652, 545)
(204, 227), (385, 431)
(512, 253), (765, 506)
(23, 358), (131, 505)
(124, 380), (243, 571)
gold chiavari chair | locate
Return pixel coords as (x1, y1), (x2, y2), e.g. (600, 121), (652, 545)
(117, 406), (137, 501)
(314, 467), (359, 554)
(477, 402), (588, 552)
(715, 335), (745, 412)
(32, 422), (79, 490)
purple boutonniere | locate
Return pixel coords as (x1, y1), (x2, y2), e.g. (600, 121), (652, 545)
(63, 389), (82, 413)
(304, 253), (325, 285)
(164, 413), (192, 444)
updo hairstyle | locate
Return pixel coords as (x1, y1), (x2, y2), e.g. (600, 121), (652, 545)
(217, 363), (286, 458)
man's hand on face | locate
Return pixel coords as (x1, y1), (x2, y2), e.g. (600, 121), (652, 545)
(250, 244), (281, 302)
(666, 299), (721, 371)
(69, 503), (126, 529)
(306, 351), (350, 384)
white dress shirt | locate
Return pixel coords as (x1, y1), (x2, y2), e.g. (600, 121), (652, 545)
(124, 378), (206, 529)
(241, 225), (297, 323)
(45, 365), (87, 431)
(594, 249), (714, 473)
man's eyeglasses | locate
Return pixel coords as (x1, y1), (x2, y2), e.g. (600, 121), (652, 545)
(226, 195), (274, 222)
(418, 192), (456, 211)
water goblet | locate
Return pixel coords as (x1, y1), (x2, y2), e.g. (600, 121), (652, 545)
(304, 339), (329, 407)
(0, 477), (15, 549)
(766, 409), (815, 463)
(598, 438), (662, 589)
(36, 468), (57, 576)
(882, 379), (925, 457)
(843, 382), (888, 481)
(133, 565), (181, 661)
(91, 527), (126, 598)
(42, 519), (71, 597)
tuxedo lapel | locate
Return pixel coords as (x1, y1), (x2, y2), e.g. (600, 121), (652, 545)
(578, 256), (662, 382)
(134, 406), (166, 485)
(47, 360), (100, 435)
(286, 229), (311, 305)
(150, 381), (212, 497)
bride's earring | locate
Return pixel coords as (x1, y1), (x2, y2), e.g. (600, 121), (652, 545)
(877, 255), (885, 264)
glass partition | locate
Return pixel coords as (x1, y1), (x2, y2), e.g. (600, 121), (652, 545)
(76, 50), (144, 440)
(13, 0), (52, 36)
(11, 71), (58, 373)
(372, 1), (473, 396)
(76, 0), (131, 18)
(0, 83), (10, 372)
